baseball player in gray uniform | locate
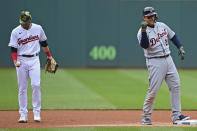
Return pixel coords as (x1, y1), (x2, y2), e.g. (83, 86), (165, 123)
(8, 11), (54, 123)
(137, 7), (189, 125)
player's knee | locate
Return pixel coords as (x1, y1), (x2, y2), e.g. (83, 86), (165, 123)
(170, 82), (180, 89)
(146, 92), (156, 103)
(148, 89), (157, 96)
(170, 85), (180, 93)
(149, 93), (156, 98)
(31, 82), (40, 88)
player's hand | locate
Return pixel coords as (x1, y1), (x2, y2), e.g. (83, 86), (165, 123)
(141, 21), (148, 32)
(179, 46), (185, 60)
(14, 61), (21, 67)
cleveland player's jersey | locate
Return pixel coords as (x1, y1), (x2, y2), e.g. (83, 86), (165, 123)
(8, 23), (47, 55)
(137, 22), (175, 58)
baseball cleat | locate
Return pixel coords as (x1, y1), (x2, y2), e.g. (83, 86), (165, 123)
(18, 115), (28, 123)
(173, 115), (190, 124)
(34, 113), (41, 122)
(142, 117), (152, 125)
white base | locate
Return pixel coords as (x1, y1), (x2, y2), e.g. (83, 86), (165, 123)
(177, 120), (197, 125)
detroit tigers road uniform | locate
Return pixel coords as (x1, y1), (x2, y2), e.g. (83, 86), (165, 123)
(137, 7), (189, 125)
(8, 11), (52, 123)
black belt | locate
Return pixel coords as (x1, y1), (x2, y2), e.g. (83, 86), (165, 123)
(19, 53), (39, 57)
(147, 54), (169, 59)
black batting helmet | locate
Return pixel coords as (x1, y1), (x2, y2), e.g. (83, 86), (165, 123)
(143, 7), (158, 18)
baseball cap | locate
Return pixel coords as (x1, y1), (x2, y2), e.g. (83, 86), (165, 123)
(143, 7), (157, 17)
(19, 11), (32, 24)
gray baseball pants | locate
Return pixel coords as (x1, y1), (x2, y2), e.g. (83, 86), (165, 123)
(143, 55), (181, 121)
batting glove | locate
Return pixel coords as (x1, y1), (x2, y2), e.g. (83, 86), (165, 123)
(141, 21), (148, 32)
(179, 46), (185, 60)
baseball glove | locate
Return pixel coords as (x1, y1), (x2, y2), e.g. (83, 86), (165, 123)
(45, 57), (58, 73)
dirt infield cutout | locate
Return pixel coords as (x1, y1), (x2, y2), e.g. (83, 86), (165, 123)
(1, 110), (197, 128)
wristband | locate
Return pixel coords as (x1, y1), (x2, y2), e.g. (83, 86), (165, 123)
(45, 50), (51, 57)
(11, 53), (17, 62)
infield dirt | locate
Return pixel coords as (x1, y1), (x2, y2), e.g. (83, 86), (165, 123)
(1, 110), (197, 128)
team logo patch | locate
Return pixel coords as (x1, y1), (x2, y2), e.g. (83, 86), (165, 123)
(149, 29), (167, 47)
(18, 35), (39, 45)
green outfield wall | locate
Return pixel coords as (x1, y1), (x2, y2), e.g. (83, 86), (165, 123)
(1, 0), (196, 68)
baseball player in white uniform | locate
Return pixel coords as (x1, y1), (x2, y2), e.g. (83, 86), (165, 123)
(137, 7), (189, 125)
(8, 11), (53, 123)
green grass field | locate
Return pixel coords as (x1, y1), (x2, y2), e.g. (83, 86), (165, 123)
(1, 68), (197, 130)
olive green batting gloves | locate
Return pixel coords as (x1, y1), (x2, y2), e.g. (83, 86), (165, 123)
(141, 21), (148, 32)
(179, 46), (185, 60)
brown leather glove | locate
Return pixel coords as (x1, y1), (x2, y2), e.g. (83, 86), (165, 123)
(45, 57), (58, 73)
